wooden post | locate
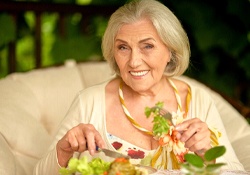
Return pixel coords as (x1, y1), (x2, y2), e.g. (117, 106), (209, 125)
(8, 14), (17, 74)
(8, 42), (16, 73)
(35, 12), (41, 68)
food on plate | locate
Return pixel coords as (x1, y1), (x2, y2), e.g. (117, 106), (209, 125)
(59, 156), (149, 175)
(106, 157), (148, 175)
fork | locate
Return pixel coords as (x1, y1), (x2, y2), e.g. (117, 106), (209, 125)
(160, 108), (175, 126)
(159, 108), (189, 132)
(152, 106), (175, 126)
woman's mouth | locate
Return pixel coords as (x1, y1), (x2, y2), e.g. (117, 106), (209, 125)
(129, 70), (149, 77)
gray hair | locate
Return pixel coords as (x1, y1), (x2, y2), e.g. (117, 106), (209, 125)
(102, 0), (190, 77)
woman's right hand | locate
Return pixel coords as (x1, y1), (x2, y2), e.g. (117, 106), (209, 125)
(56, 123), (105, 167)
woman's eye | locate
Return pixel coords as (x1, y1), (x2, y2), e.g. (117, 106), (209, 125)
(144, 44), (154, 49)
(118, 45), (127, 50)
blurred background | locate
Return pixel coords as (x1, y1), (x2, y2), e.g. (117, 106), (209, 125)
(0, 0), (250, 107)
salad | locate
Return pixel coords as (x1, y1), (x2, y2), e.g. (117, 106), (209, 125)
(59, 157), (148, 175)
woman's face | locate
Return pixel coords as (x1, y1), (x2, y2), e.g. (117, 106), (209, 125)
(114, 18), (171, 92)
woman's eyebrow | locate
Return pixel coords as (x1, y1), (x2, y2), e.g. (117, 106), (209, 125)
(115, 38), (156, 43)
(115, 39), (127, 43)
(139, 38), (156, 43)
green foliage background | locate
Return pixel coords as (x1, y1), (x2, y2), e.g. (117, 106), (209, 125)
(0, 0), (250, 105)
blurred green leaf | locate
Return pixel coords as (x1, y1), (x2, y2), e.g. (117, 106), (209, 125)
(184, 154), (204, 168)
(204, 146), (226, 162)
(0, 14), (16, 47)
(51, 34), (102, 64)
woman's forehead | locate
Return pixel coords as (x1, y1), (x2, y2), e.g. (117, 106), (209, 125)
(115, 19), (160, 42)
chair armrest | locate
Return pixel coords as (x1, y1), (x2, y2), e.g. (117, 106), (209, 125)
(211, 88), (250, 120)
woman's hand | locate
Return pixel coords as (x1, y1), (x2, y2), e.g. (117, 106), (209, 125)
(56, 124), (105, 167)
(175, 118), (211, 157)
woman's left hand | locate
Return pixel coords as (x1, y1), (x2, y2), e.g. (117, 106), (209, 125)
(175, 118), (211, 156)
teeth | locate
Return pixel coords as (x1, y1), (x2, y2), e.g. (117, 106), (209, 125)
(130, 71), (148, 76)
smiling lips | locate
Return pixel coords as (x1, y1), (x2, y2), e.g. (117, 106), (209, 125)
(129, 70), (149, 77)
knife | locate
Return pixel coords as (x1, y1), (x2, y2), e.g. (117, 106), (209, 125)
(97, 147), (130, 159)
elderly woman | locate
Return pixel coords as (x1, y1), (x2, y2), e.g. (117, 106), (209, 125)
(34, 0), (244, 174)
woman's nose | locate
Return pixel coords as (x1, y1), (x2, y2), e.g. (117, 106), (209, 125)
(129, 49), (142, 68)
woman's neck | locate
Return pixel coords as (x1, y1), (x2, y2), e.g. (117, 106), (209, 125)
(120, 77), (177, 111)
